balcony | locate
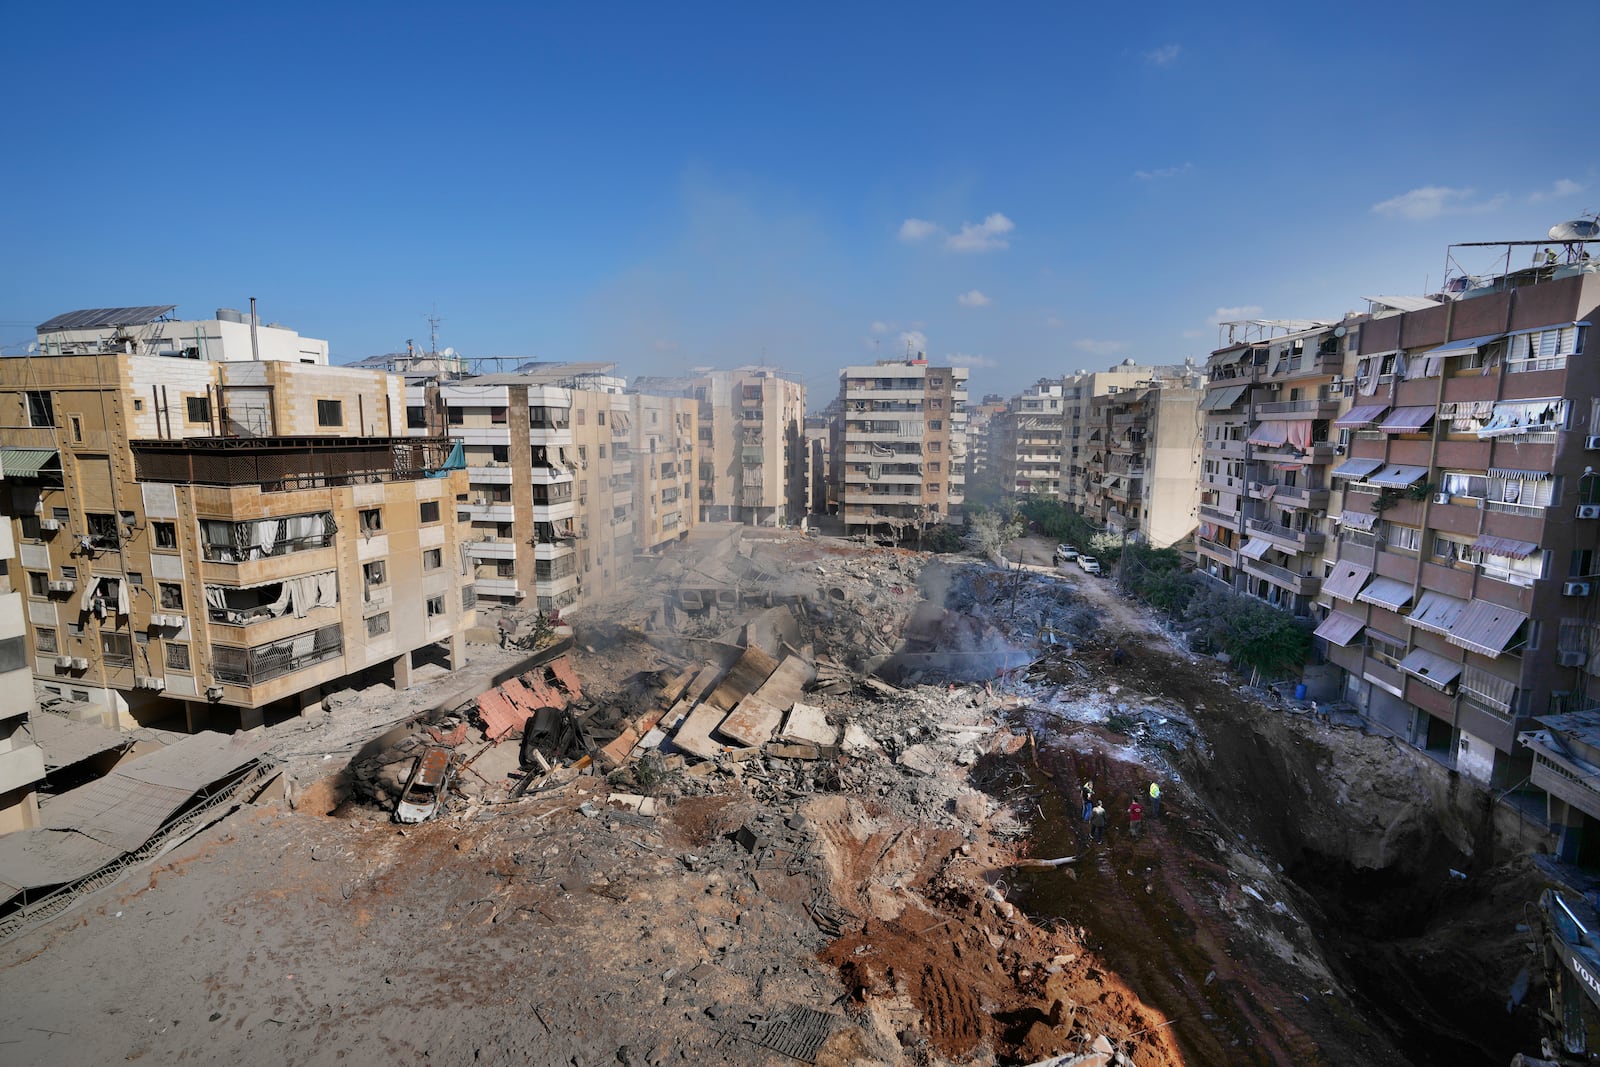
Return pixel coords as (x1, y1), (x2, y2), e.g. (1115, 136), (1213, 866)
(1247, 481), (1330, 511)
(1196, 537), (1236, 566)
(133, 436), (456, 491)
(1243, 556), (1322, 597)
(1247, 517), (1325, 553)
(1200, 504), (1237, 527)
(212, 623), (344, 687)
(1252, 399), (1341, 420)
(1205, 438), (1247, 458)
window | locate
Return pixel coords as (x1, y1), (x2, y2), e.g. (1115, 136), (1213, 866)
(461, 586), (478, 611)
(186, 396), (211, 424)
(36, 628), (57, 654)
(1383, 522), (1421, 553)
(316, 399), (344, 427)
(929, 461), (941, 473)
(496, 560), (516, 578)
(491, 445), (509, 463)
(426, 595), (445, 618)
(423, 548), (442, 570)
(60, 565), (76, 579)
(101, 632), (133, 667)
(363, 561), (387, 589)
(71, 689), (90, 701)
(1365, 630), (1406, 669)
(19, 515), (40, 539)
(930, 420), (943, 430)
(159, 582), (183, 609)
(419, 500), (440, 524)
(166, 643), (191, 672)
(599, 444), (607, 459)
(153, 522), (177, 549)
(1574, 550), (1596, 579)
(358, 508), (383, 535)
(126, 571), (144, 587)
(578, 445), (588, 464)
(448, 407), (465, 425)
(85, 512), (119, 549)
(366, 613), (391, 637)
(929, 442), (942, 453)
(598, 411), (606, 426)
(69, 415), (82, 442)
(26, 391), (53, 427)
(28, 572), (47, 598)
(407, 405), (428, 429)
(927, 483), (941, 494)
(490, 406), (507, 424)
(575, 408), (585, 425)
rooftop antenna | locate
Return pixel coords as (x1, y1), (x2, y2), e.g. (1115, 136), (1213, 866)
(426, 307), (442, 356)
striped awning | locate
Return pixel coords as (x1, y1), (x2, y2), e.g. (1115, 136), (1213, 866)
(1367, 464), (1430, 488)
(1334, 404), (1389, 429)
(1470, 534), (1540, 559)
(1246, 422), (1288, 447)
(1408, 591), (1469, 636)
(0, 448), (60, 477)
(1332, 457), (1384, 480)
(1202, 385), (1248, 411)
(1313, 611), (1366, 647)
(1398, 647), (1463, 689)
(1448, 601), (1528, 657)
(1428, 333), (1503, 359)
(1379, 407), (1436, 433)
(1357, 576), (1415, 611)
(1322, 562), (1371, 601)
(1239, 537), (1273, 561)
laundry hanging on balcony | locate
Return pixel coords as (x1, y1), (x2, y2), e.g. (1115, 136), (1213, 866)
(1477, 398), (1564, 439)
(425, 440), (466, 478)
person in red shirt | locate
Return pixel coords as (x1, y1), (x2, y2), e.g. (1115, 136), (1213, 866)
(1127, 797), (1145, 840)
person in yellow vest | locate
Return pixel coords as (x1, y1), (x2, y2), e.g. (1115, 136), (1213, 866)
(1147, 781), (1162, 819)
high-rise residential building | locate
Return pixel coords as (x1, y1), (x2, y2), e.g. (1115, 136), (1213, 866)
(0, 468), (44, 832)
(965, 394), (1009, 481)
(992, 380), (1065, 496)
(1081, 371), (1206, 548)
(691, 369), (806, 526)
(1059, 361), (1189, 510)
(627, 391), (699, 553)
(832, 357), (968, 537)
(1197, 321), (1348, 620)
(1, 309), (475, 733)
(803, 413), (832, 517)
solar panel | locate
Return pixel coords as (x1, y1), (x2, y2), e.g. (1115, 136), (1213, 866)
(36, 305), (178, 332)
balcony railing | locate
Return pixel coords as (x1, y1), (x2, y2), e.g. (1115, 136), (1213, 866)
(133, 436), (456, 492)
(212, 624), (343, 687)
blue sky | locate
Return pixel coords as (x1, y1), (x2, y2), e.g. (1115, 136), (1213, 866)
(3, 2), (1595, 403)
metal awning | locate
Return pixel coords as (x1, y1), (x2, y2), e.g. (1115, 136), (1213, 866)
(1246, 422), (1288, 447)
(1470, 534), (1540, 559)
(1333, 404), (1390, 429)
(1322, 562), (1372, 600)
(1210, 349), (1247, 366)
(1448, 601), (1529, 657)
(1408, 590), (1469, 635)
(1379, 407), (1436, 433)
(1398, 647), (1464, 689)
(1428, 333), (1503, 359)
(0, 448), (61, 477)
(1202, 384), (1248, 411)
(1366, 464), (1430, 488)
(1313, 611), (1366, 647)
(1332, 457), (1384, 480)
(1339, 509), (1379, 532)
(1357, 576), (1415, 611)
(1364, 295), (1440, 313)
(1239, 537), (1273, 560)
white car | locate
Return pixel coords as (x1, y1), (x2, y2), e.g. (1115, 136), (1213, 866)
(1054, 544), (1077, 563)
(1077, 556), (1102, 575)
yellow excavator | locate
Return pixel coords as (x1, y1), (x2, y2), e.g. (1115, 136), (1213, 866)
(1515, 890), (1600, 1066)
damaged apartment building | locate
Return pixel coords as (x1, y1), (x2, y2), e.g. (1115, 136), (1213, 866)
(1198, 247), (1600, 858)
(832, 356), (969, 538)
(0, 306), (477, 734)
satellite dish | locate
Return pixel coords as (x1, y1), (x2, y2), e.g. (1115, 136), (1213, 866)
(1549, 218), (1600, 241)
(1333, 326), (1346, 337)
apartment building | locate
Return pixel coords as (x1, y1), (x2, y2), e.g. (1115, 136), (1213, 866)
(36, 305), (328, 365)
(1059, 362), (1180, 511)
(692, 369), (806, 526)
(0, 336), (474, 733)
(992, 381), (1066, 497)
(629, 391), (699, 554)
(1196, 322), (1348, 617)
(803, 413), (831, 517)
(1081, 373), (1206, 548)
(965, 394), (1009, 481)
(1296, 263), (1600, 805)
(0, 467), (44, 832)
(833, 358), (969, 538)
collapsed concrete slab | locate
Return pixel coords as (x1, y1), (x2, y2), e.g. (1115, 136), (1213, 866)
(779, 702), (838, 747)
(704, 645), (780, 713)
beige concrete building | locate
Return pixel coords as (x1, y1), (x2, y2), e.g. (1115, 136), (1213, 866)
(0, 469), (44, 832)
(0, 332), (474, 733)
(629, 391), (699, 554)
(1060, 362), (1189, 510)
(36, 305), (328, 365)
(693, 369), (807, 527)
(993, 380), (1066, 497)
(833, 358), (969, 537)
(1080, 373), (1206, 548)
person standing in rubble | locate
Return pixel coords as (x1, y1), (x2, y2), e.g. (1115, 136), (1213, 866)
(1081, 780), (1095, 822)
(1127, 795), (1145, 840)
(1089, 801), (1109, 844)
(1147, 781), (1162, 819)
(498, 616), (511, 650)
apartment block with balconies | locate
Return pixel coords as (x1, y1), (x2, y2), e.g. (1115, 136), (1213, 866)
(628, 391), (698, 554)
(1081, 373), (1206, 548)
(833, 358), (969, 537)
(1307, 264), (1600, 798)
(1058, 362), (1191, 511)
(0, 477), (44, 833)
(1, 341), (472, 734)
(691, 369), (807, 527)
(994, 380), (1064, 497)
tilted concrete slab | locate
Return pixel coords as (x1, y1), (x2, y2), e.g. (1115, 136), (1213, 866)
(779, 702), (838, 747)
(671, 701), (732, 761)
(704, 645), (780, 713)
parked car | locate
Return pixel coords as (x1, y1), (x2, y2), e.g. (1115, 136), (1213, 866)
(1077, 555), (1102, 575)
(1054, 544), (1078, 563)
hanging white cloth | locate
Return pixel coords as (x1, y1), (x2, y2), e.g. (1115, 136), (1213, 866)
(79, 575), (103, 612)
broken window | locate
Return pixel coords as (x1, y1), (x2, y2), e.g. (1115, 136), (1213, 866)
(152, 522), (177, 549)
(358, 508), (383, 535)
(204, 571), (338, 624)
(367, 613), (391, 637)
(85, 513), (120, 550)
(423, 548), (442, 571)
(158, 583), (183, 610)
(426, 595), (445, 618)
(419, 500), (440, 524)
(200, 513), (332, 562)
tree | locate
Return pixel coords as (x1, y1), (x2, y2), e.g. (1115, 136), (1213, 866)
(970, 509), (1020, 558)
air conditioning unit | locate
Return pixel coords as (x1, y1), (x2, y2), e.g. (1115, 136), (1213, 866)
(1329, 376), (1345, 388)
(1587, 435), (1600, 450)
(150, 613), (185, 629)
(1559, 650), (1588, 667)
(69, 657), (88, 670)
(38, 518), (61, 531)
(1564, 580), (1593, 597)
(1579, 505), (1600, 519)
(134, 676), (166, 691)
(1432, 492), (1451, 505)
(55, 655), (74, 668)
(47, 579), (75, 593)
